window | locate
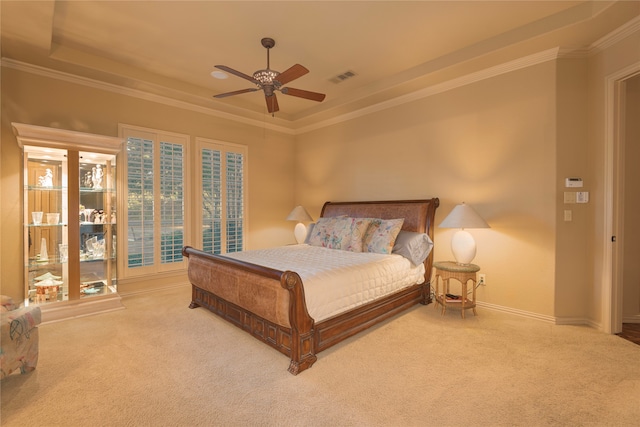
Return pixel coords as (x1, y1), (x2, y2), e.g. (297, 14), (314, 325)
(159, 142), (185, 263)
(126, 135), (154, 268)
(119, 125), (189, 277)
(197, 138), (248, 254)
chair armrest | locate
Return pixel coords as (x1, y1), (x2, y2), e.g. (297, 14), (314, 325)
(1, 306), (42, 338)
(1, 295), (17, 312)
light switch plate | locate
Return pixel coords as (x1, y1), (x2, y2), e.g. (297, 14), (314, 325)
(564, 192), (576, 204)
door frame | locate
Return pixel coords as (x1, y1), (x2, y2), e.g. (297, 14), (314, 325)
(602, 62), (640, 334)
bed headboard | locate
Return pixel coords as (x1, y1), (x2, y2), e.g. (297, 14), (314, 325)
(320, 198), (440, 282)
(320, 199), (440, 234)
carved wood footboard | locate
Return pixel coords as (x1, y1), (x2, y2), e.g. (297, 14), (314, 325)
(183, 246), (317, 374)
(184, 198), (439, 375)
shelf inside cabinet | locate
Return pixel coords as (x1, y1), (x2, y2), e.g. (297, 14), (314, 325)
(25, 185), (66, 191)
(80, 186), (115, 193)
(27, 257), (67, 268)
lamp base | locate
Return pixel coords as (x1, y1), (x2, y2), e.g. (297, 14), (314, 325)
(293, 222), (307, 244)
(451, 229), (477, 265)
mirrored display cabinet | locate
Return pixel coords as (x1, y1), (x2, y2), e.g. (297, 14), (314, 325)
(14, 123), (123, 316)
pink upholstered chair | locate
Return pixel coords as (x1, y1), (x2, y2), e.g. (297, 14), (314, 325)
(1, 295), (41, 379)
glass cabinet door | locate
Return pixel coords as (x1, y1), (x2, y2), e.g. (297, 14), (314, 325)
(23, 146), (69, 304)
(79, 152), (117, 298)
(23, 146), (117, 305)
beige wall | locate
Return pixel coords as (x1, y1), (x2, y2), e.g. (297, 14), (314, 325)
(2, 22), (639, 324)
(554, 57), (590, 319)
(296, 62), (559, 316)
(0, 67), (296, 301)
(623, 75), (640, 320)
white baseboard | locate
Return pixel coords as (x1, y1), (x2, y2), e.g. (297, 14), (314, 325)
(555, 317), (602, 330)
(476, 301), (556, 323)
(476, 301), (601, 329)
(623, 315), (640, 324)
(39, 294), (125, 325)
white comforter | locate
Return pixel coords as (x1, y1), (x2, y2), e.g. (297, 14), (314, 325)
(225, 244), (425, 322)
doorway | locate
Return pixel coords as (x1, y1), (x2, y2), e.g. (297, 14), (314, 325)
(620, 75), (640, 328)
(604, 65), (640, 334)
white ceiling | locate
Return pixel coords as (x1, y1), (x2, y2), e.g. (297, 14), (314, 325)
(1, 1), (638, 131)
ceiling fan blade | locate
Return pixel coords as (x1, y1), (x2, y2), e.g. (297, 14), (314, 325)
(214, 88), (259, 99)
(274, 64), (309, 86)
(215, 65), (260, 85)
(281, 87), (326, 102)
(265, 93), (279, 113)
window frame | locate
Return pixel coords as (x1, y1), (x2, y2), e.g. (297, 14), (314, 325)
(118, 124), (190, 278)
(195, 137), (248, 254)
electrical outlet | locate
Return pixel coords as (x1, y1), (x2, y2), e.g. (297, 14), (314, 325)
(478, 273), (486, 286)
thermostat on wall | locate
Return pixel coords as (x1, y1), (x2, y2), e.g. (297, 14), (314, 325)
(565, 177), (583, 188)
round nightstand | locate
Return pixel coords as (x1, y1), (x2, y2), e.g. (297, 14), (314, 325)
(433, 261), (480, 318)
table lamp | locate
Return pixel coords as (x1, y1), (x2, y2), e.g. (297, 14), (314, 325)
(286, 205), (313, 244)
(439, 202), (490, 265)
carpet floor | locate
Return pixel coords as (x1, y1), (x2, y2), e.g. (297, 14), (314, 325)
(1, 284), (640, 426)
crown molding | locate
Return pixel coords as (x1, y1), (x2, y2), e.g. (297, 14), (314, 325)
(296, 48), (562, 134)
(1, 58), (296, 135)
(13, 121), (123, 153)
(1, 48), (562, 137)
(590, 15), (640, 55)
(557, 47), (591, 58)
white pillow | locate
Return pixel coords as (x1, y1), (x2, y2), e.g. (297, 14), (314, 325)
(304, 223), (315, 244)
(392, 230), (434, 266)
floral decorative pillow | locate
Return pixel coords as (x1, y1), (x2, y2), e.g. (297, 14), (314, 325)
(308, 216), (357, 250)
(363, 218), (405, 254)
(349, 218), (374, 252)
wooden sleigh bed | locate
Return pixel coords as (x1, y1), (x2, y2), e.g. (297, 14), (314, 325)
(182, 198), (439, 375)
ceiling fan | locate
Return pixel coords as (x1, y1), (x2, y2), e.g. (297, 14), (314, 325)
(213, 37), (326, 114)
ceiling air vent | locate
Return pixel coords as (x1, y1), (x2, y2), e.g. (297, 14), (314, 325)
(329, 70), (357, 84)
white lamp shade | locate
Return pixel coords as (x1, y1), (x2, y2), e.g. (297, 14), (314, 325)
(439, 203), (489, 265)
(286, 205), (313, 222)
(287, 205), (313, 244)
(439, 203), (490, 229)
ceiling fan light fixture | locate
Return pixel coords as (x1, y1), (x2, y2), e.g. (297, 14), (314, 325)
(253, 69), (280, 86)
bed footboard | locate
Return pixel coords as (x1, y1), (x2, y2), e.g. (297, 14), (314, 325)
(182, 246), (317, 375)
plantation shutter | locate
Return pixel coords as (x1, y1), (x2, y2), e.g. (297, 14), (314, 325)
(198, 138), (247, 254)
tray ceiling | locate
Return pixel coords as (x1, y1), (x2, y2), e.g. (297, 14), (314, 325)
(1, 1), (638, 131)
